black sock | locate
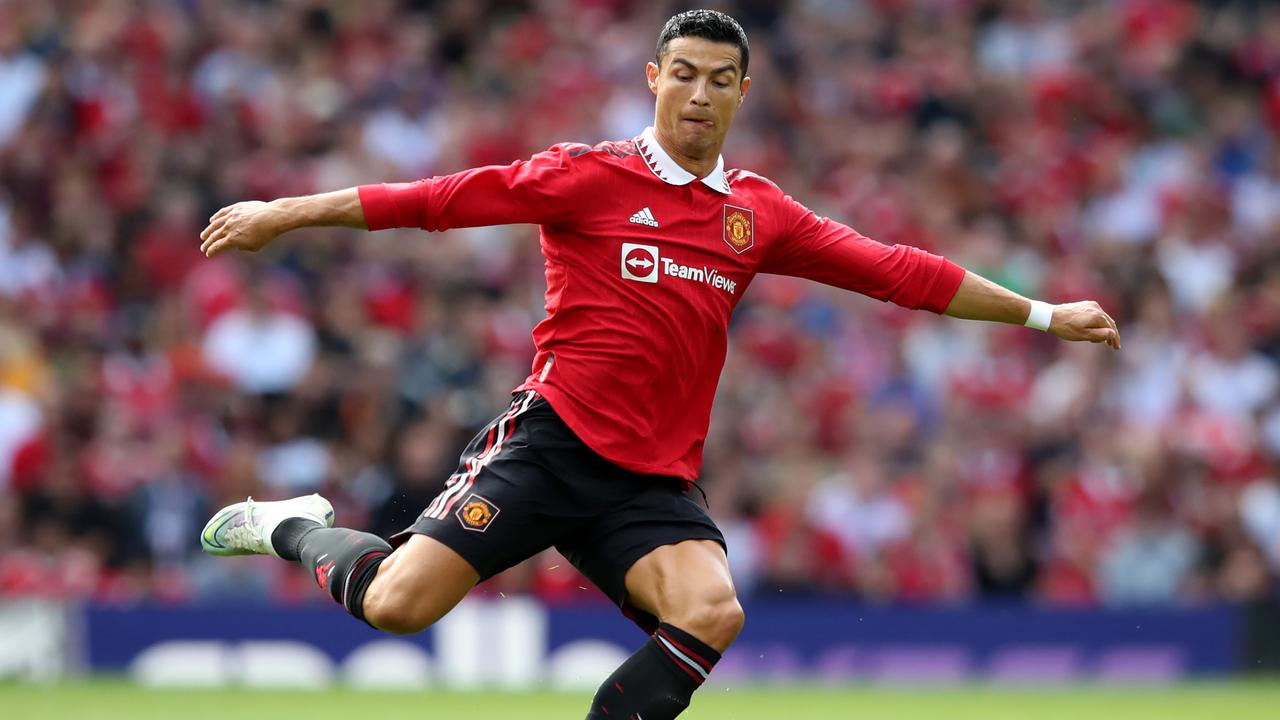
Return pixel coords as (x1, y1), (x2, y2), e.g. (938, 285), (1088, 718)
(271, 517), (320, 561)
(586, 623), (721, 720)
(287, 522), (391, 625)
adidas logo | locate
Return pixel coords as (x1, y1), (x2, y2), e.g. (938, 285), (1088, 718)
(629, 207), (659, 228)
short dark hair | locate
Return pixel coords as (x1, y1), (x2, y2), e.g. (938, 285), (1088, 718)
(655, 10), (749, 78)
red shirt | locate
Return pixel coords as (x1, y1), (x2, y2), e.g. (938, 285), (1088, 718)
(358, 128), (965, 482)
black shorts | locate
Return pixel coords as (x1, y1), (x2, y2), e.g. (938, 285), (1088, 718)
(390, 390), (725, 631)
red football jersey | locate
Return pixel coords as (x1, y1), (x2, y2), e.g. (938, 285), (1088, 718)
(358, 128), (965, 482)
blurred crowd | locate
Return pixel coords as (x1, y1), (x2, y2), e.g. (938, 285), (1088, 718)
(2, 0), (1280, 608)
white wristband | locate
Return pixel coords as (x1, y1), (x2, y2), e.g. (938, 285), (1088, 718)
(1024, 300), (1053, 332)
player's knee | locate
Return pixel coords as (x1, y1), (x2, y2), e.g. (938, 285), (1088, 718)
(671, 592), (745, 651)
(711, 595), (746, 644)
(361, 580), (443, 635)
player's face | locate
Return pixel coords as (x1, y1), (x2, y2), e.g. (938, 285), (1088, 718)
(647, 37), (750, 160)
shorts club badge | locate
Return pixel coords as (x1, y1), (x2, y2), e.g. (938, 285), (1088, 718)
(456, 494), (500, 532)
(723, 204), (754, 254)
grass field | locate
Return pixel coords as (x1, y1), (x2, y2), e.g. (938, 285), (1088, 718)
(5, 681), (1280, 720)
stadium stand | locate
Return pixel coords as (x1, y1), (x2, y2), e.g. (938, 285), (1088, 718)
(1, 0), (1278, 609)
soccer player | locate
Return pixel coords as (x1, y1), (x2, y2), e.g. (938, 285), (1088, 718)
(197, 10), (1120, 718)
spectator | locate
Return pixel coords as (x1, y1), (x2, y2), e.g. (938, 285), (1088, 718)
(1098, 494), (1202, 605)
(0, 16), (46, 147)
(201, 283), (317, 395)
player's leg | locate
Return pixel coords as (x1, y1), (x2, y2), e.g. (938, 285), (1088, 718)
(359, 534), (478, 633)
(552, 467), (736, 720)
(582, 539), (741, 720)
(200, 390), (555, 633)
(280, 518), (480, 633)
(201, 494), (479, 631)
(622, 538), (744, 651)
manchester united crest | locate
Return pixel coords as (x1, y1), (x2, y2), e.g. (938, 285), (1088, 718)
(456, 494), (500, 532)
(723, 204), (754, 254)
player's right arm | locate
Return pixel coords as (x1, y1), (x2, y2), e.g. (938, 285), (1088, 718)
(200, 144), (586, 258)
(200, 189), (366, 257)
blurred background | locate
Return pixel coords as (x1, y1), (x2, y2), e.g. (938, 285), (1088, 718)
(2, 0), (1280, 700)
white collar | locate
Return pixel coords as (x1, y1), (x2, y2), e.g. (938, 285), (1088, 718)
(636, 126), (730, 194)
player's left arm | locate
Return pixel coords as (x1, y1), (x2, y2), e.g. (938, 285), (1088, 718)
(943, 269), (1120, 349)
(763, 193), (1119, 349)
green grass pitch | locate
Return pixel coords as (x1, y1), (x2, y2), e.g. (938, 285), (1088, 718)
(5, 680), (1280, 719)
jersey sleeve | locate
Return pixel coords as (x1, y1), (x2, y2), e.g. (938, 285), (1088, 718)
(761, 193), (966, 314)
(356, 143), (586, 232)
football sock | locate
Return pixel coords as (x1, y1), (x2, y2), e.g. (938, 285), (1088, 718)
(282, 520), (391, 626)
(586, 623), (721, 720)
(271, 517), (320, 562)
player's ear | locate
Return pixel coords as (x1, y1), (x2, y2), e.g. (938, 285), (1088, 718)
(739, 76), (750, 105)
(646, 61), (659, 94)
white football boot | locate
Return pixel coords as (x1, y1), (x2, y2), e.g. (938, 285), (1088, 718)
(200, 494), (335, 558)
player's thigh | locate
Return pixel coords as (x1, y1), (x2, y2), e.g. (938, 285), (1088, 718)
(623, 538), (735, 613)
(367, 459), (567, 634)
(557, 478), (740, 649)
(623, 539), (744, 651)
(364, 534), (479, 633)
(366, 391), (568, 632)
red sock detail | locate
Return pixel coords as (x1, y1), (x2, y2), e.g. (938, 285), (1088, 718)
(314, 560), (336, 589)
(655, 637), (704, 683)
(657, 629), (712, 672)
(614, 681), (624, 694)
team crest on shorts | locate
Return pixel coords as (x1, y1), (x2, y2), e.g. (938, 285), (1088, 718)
(457, 494), (500, 532)
(723, 204), (754, 254)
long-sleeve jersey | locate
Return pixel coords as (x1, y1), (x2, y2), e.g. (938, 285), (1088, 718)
(358, 127), (966, 483)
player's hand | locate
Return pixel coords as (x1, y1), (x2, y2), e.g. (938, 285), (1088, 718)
(1048, 301), (1121, 349)
(199, 201), (284, 257)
